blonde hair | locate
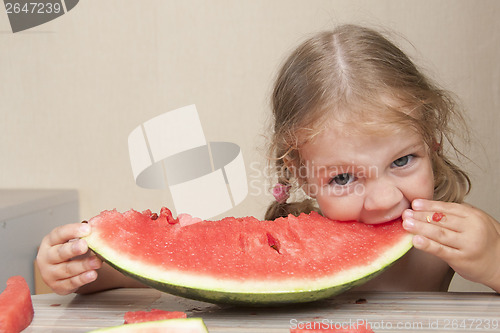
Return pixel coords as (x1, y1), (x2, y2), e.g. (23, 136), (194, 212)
(265, 24), (470, 220)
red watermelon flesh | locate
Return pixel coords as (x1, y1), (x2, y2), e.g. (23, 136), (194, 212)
(88, 318), (208, 332)
(0, 276), (34, 333)
(124, 309), (187, 324)
(84, 207), (412, 305)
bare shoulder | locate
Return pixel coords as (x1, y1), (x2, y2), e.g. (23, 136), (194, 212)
(353, 248), (454, 292)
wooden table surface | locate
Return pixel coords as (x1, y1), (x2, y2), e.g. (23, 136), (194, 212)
(26, 288), (499, 332)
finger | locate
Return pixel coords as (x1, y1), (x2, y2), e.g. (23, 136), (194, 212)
(409, 211), (463, 232)
(403, 205), (464, 232)
(46, 223), (91, 247)
(47, 238), (90, 265)
(51, 270), (98, 295)
(51, 255), (102, 281)
(410, 210), (449, 223)
(411, 199), (467, 217)
(403, 216), (462, 249)
(412, 234), (461, 262)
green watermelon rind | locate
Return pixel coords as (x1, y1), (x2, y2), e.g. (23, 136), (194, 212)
(87, 318), (208, 332)
(85, 231), (413, 306)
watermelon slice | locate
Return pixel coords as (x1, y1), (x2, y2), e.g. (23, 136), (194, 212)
(83, 208), (412, 305)
(88, 318), (208, 332)
(0, 276), (34, 333)
(124, 309), (187, 324)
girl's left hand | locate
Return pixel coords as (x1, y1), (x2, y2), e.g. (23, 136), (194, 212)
(402, 199), (500, 292)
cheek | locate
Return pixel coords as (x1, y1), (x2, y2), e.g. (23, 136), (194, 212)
(316, 195), (362, 221)
(408, 159), (435, 200)
(422, 177), (435, 199)
(423, 159), (435, 198)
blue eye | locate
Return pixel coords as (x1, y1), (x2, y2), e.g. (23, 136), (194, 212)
(392, 155), (413, 168)
(329, 173), (354, 186)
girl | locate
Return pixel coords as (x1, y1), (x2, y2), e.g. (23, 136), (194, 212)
(265, 24), (499, 292)
(36, 24), (499, 295)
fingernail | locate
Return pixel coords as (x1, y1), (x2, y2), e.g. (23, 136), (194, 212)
(72, 239), (84, 253)
(403, 218), (415, 229)
(402, 209), (413, 218)
(412, 199), (423, 210)
(84, 270), (97, 282)
(79, 224), (91, 236)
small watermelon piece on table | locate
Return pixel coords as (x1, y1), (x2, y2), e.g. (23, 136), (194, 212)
(88, 318), (208, 332)
(124, 309), (187, 324)
(83, 207), (413, 306)
(0, 276), (34, 333)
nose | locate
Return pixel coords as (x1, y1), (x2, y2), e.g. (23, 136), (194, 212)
(363, 179), (404, 212)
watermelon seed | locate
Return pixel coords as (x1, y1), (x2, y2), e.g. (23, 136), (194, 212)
(150, 213), (159, 220)
(266, 233), (281, 254)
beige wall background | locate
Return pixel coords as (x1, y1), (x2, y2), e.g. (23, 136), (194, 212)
(1, 1), (498, 292)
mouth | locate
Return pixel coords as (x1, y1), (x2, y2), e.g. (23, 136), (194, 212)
(362, 216), (403, 225)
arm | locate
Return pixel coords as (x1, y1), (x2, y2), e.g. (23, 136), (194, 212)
(402, 199), (500, 293)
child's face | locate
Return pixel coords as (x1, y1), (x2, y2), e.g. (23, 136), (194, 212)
(299, 121), (434, 224)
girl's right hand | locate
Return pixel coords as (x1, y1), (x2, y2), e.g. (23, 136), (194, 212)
(36, 223), (102, 295)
